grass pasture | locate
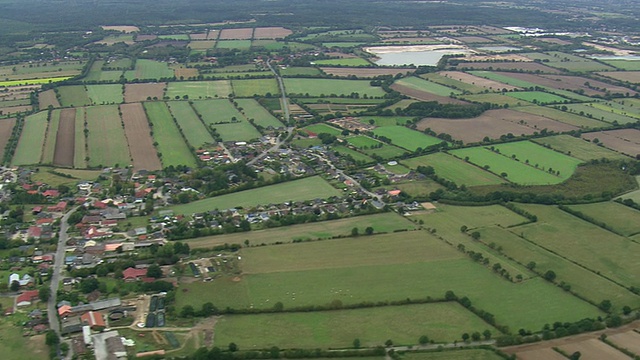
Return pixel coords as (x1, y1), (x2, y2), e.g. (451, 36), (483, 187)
(313, 58), (371, 66)
(505, 91), (567, 105)
(12, 111), (47, 165)
(450, 147), (564, 185)
(57, 85), (91, 107)
(166, 101), (214, 147)
(188, 212), (417, 248)
(420, 73), (485, 93)
(211, 121), (262, 142)
(235, 99), (283, 128)
(41, 109), (61, 164)
(461, 93), (529, 107)
(346, 135), (382, 149)
(362, 143), (408, 159)
(284, 78), (386, 97)
(144, 102), (196, 167)
(515, 106), (609, 129)
(231, 79), (279, 97)
(522, 52), (615, 72)
(124, 59), (174, 80)
(165, 80), (231, 99)
(332, 145), (375, 163)
(394, 77), (462, 96)
(191, 99), (243, 125)
(567, 202), (640, 237)
(601, 60), (640, 71)
(171, 176), (340, 214)
(86, 84), (123, 105)
(532, 135), (627, 161)
(358, 116), (413, 126)
(401, 153), (505, 186)
(216, 40), (252, 49)
(371, 126), (444, 151)
(303, 123), (342, 136)
(564, 103), (638, 125)
(493, 141), (582, 181)
(74, 107), (86, 168)
(214, 302), (493, 348)
(85, 105), (131, 167)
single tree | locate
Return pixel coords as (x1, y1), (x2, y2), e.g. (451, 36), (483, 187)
(462, 333), (470, 342)
(228, 343), (238, 352)
(147, 264), (163, 279)
(418, 335), (429, 345)
(353, 338), (361, 348)
(365, 227), (374, 235)
(38, 287), (51, 302)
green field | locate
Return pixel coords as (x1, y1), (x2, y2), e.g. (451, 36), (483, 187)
(304, 123), (343, 136)
(505, 91), (568, 105)
(513, 204), (640, 290)
(177, 231), (600, 332)
(313, 58), (372, 66)
(284, 78), (387, 97)
(568, 202), (640, 236)
(211, 121), (262, 142)
(85, 105), (131, 167)
(231, 79), (279, 97)
(280, 67), (323, 76)
(299, 98), (387, 105)
(493, 141), (583, 180)
(144, 102), (197, 167)
(41, 109), (61, 164)
(74, 107), (86, 168)
(187, 212), (418, 248)
(0, 318), (48, 360)
(158, 34), (190, 40)
(394, 77), (462, 96)
(86, 84), (124, 104)
(83, 61), (122, 82)
(166, 101), (214, 147)
(13, 111), (47, 165)
(401, 153), (505, 186)
(602, 60), (640, 71)
(358, 116), (413, 126)
(125, 59), (174, 80)
(332, 145), (375, 163)
(515, 106), (609, 129)
(215, 302), (494, 348)
(563, 103), (638, 125)
(171, 176), (341, 214)
(235, 99), (284, 128)
(522, 52), (616, 72)
(192, 99), (243, 125)
(461, 93), (529, 107)
(165, 81), (232, 99)
(580, 102), (640, 124)
(372, 126), (444, 151)
(420, 73), (485, 93)
(450, 146), (569, 185)
(362, 144), (408, 159)
(403, 350), (504, 360)
(476, 226), (639, 314)
(322, 42), (368, 48)
(346, 135), (380, 148)
(216, 40), (252, 49)
(57, 85), (91, 107)
(532, 135), (628, 161)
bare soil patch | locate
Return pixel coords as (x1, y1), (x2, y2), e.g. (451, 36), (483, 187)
(0, 118), (16, 160)
(417, 109), (577, 143)
(136, 34), (157, 41)
(101, 25), (139, 33)
(321, 67), (414, 78)
(124, 83), (166, 103)
(597, 71), (640, 84)
(253, 27), (293, 39)
(559, 339), (630, 360)
(120, 103), (162, 171)
(439, 71), (520, 90)
(219, 28), (253, 40)
(516, 348), (567, 360)
(189, 33), (208, 40)
(608, 331), (640, 355)
(455, 61), (562, 73)
(53, 108), (75, 167)
(504, 73), (638, 96)
(206, 30), (219, 40)
(582, 129), (640, 157)
(38, 89), (60, 109)
(390, 83), (469, 104)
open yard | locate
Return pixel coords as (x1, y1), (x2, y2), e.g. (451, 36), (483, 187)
(85, 105), (131, 167)
(371, 126), (444, 151)
(214, 302), (494, 348)
(144, 102), (196, 167)
(171, 176), (340, 214)
(120, 103), (162, 171)
(285, 78), (387, 98)
(401, 152), (505, 186)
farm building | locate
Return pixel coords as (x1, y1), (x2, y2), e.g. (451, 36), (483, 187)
(81, 311), (106, 330)
(16, 290), (39, 307)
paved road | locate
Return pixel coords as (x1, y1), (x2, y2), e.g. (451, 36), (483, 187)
(48, 206), (79, 358)
(248, 60), (294, 166)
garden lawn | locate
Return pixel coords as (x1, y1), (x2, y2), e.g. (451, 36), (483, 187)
(166, 101), (214, 147)
(402, 153), (505, 186)
(170, 176), (340, 214)
(284, 78), (386, 97)
(12, 111), (47, 165)
(450, 147), (564, 185)
(214, 302), (494, 348)
(86, 84), (124, 105)
(144, 102), (196, 167)
(372, 126), (444, 151)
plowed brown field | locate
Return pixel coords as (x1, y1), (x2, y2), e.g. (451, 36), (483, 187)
(120, 103), (162, 171)
(53, 108), (75, 167)
(390, 83), (469, 104)
(0, 118), (16, 160)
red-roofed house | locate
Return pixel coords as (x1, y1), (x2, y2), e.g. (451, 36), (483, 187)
(16, 290), (39, 307)
(83, 226), (112, 240)
(48, 201), (68, 212)
(387, 190), (402, 197)
(122, 267), (147, 281)
(58, 305), (72, 317)
(32, 206), (43, 214)
(42, 189), (60, 197)
(92, 201), (107, 209)
(80, 311), (106, 330)
(27, 226), (42, 240)
(36, 218), (54, 226)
